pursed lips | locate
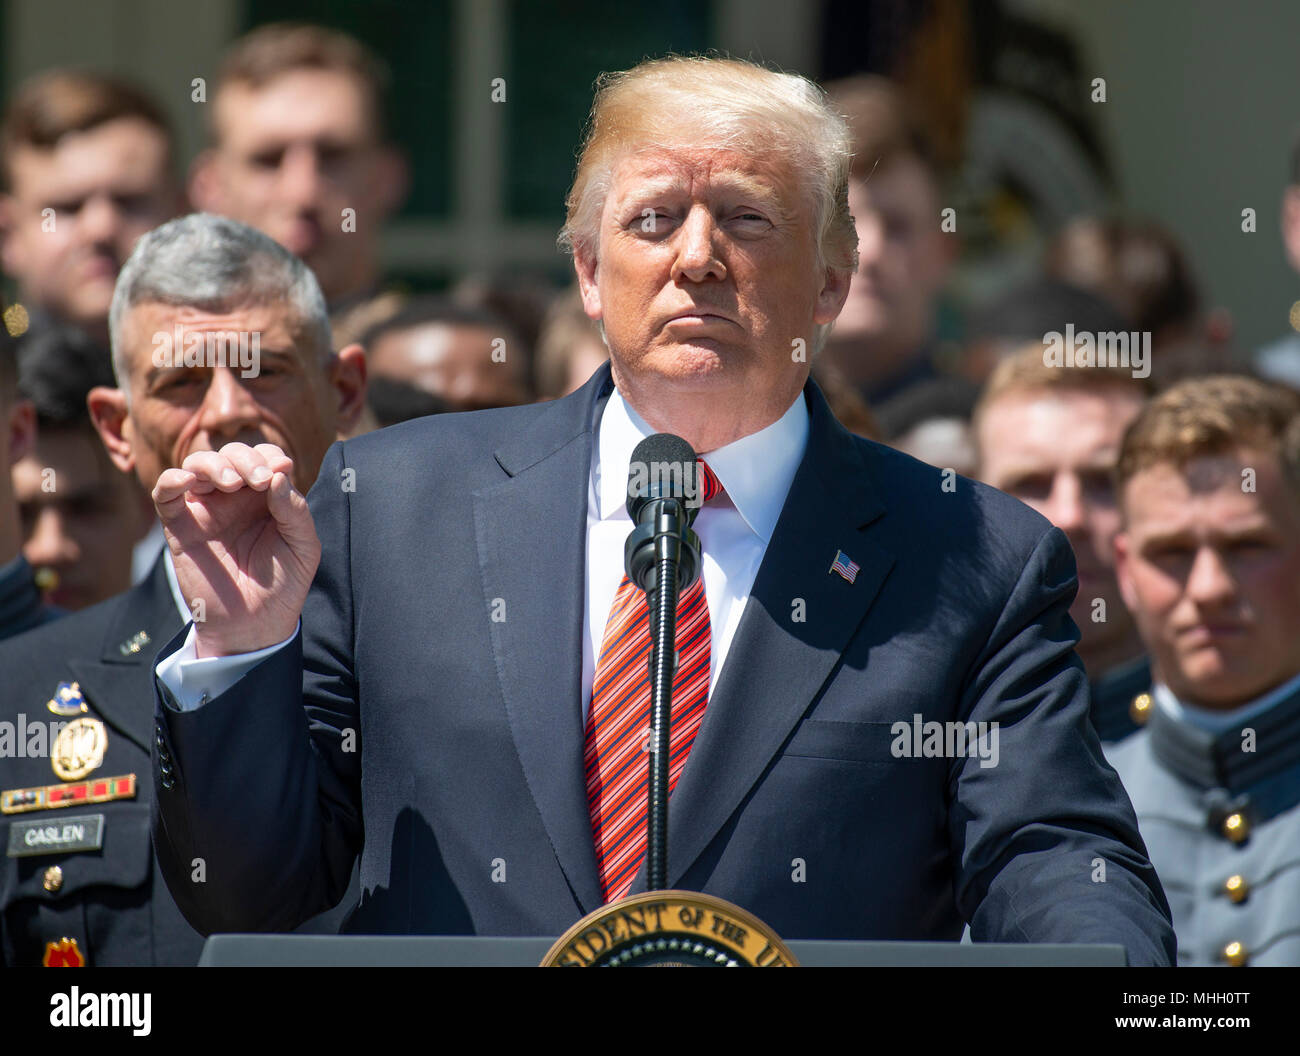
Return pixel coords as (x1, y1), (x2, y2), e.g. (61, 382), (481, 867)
(663, 310), (737, 326)
(1178, 622), (1249, 645)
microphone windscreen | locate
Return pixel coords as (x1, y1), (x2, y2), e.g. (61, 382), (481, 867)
(626, 433), (700, 521)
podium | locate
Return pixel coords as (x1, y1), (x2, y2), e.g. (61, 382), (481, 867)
(199, 934), (1127, 966)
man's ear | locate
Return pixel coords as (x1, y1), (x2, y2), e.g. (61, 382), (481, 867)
(813, 264), (853, 327)
(1282, 186), (1300, 274)
(573, 247), (603, 323)
(370, 147), (410, 221)
(329, 344), (367, 438)
(187, 149), (224, 214)
(1113, 529), (1140, 615)
(87, 386), (136, 475)
(933, 222), (960, 285)
(7, 398), (35, 465)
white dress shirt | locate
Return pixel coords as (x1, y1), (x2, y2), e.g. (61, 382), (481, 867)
(583, 387), (807, 717)
(158, 385), (810, 713)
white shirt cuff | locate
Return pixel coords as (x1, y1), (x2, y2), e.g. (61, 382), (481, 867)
(156, 621), (300, 711)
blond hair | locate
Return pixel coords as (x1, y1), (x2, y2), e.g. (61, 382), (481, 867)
(973, 341), (1152, 444)
(559, 55), (857, 279)
(212, 22), (390, 140)
(0, 70), (173, 191)
(977, 340), (1149, 418)
(1116, 374), (1300, 495)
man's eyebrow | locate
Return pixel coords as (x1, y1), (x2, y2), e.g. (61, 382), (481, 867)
(255, 347), (300, 364)
(1138, 520), (1279, 548)
(996, 471), (1052, 487)
(987, 462), (1053, 482)
(995, 453), (1120, 479)
(143, 362), (199, 383)
(1078, 458), (1123, 475)
(1209, 519), (1278, 541)
(141, 345), (297, 379)
(617, 173), (785, 207)
(23, 481), (116, 504)
(614, 176), (690, 206)
(1134, 527), (1195, 549)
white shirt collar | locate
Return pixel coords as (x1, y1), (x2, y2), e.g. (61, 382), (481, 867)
(1154, 667), (1300, 733)
(595, 387), (809, 543)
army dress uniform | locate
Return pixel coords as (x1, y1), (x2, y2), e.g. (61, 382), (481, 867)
(1, 552), (358, 965)
(0, 554), (195, 965)
(1105, 674), (1300, 966)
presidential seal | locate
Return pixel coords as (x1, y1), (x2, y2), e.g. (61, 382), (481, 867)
(541, 891), (798, 966)
(51, 717), (108, 781)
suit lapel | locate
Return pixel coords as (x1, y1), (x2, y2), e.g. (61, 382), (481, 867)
(66, 553), (185, 755)
(474, 366), (612, 914)
(629, 378), (896, 892)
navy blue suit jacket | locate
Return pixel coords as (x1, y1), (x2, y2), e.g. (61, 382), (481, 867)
(152, 364), (1174, 963)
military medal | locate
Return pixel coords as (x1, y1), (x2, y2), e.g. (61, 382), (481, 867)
(2, 774), (137, 814)
(118, 630), (151, 657)
(47, 681), (89, 717)
(42, 938), (84, 967)
(51, 717), (108, 781)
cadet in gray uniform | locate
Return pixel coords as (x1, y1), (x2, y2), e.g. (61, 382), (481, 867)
(1106, 375), (1300, 966)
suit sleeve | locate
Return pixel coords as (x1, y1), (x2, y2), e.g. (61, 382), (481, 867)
(950, 525), (1176, 966)
(151, 440), (361, 935)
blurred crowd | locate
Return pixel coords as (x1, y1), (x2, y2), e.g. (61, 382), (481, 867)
(4, 21), (1300, 966)
(1, 22), (1263, 618)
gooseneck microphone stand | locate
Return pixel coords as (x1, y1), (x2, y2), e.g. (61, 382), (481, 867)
(624, 434), (704, 891)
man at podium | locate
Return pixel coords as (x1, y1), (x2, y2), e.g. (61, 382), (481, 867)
(149, 56), (1174, 965)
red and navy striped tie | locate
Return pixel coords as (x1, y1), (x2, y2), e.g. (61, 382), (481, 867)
(584, 459), (724, 902)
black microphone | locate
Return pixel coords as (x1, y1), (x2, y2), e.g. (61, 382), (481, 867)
(623, 433), (705, 892)
(624, 433), (703, 594)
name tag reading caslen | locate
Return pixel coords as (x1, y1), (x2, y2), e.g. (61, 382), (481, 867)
(6, 813), (105, 857)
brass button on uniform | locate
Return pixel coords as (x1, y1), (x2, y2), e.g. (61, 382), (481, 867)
(43, 865), (63, 893)
(1223, 941), (1248, 966)
(1130, 693), (1153, 725)
(1223, 874), (1249, 903)
(1221, 812), (1250, 843)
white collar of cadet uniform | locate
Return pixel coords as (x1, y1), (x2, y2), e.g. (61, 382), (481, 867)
(594, 386), (809, 545)
(1154, 668), (1300, 734)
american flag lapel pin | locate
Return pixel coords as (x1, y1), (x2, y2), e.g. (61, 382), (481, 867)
(829, 549), (860, 584)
